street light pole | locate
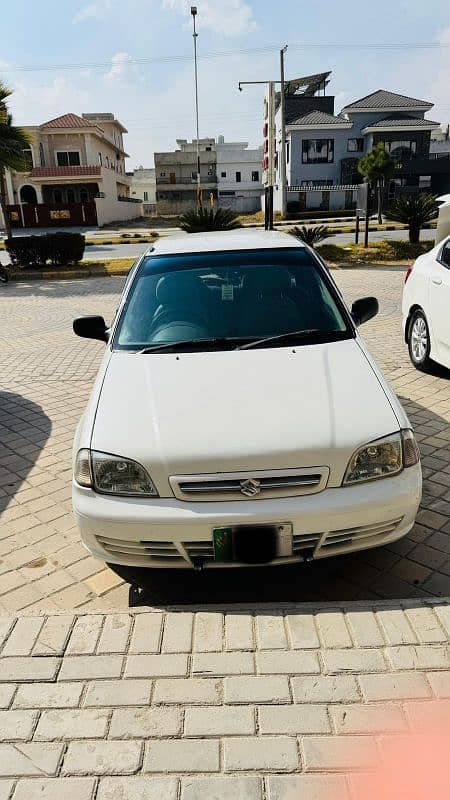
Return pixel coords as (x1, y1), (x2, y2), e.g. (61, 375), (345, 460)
(279, 45), (288, 219)
(191, 6), (201, 208)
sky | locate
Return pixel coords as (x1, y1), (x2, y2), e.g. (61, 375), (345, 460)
(1, 0), (449, 169)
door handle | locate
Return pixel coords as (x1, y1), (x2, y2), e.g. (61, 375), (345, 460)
(432, 277), (443, 285)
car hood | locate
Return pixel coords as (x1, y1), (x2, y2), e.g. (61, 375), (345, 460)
(91, 339), (401, 493)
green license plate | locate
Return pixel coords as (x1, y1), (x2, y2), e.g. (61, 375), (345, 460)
(213, 527), (234, 562)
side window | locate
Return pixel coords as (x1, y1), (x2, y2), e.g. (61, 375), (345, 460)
(440, 241), (450, 268)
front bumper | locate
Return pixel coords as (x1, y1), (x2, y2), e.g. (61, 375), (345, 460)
(73, 463), (422, 568)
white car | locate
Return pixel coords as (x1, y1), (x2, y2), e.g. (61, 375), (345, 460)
(72, 230), (421, 590)
(402, 235), (450, 370)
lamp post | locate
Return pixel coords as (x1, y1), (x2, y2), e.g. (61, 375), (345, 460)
(191, 6), (201, 209)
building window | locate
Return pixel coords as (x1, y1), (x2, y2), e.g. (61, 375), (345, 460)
(39, 143), (46, 167)
(347, 138), (364, 153)
(384, 140), (417, 160)
(302, 139), (334, 164)
(388, 177), (407, 201)
(67, 189), (75, 203)
(160, 172), (166, 177)
(221, 171), (226, 178)
(98, 153), (103, 166)
(56, 151), (80, 167)
(286, 142), (290, 164)
(144, 191), (148, 202)
(80, 188), (89, 202)
(53, 189), (63, 203)
(419, 175), (431, 190)
(252, 171), (259, 182)
(22, 148), (33, 170)
(236, 171), (241, 182)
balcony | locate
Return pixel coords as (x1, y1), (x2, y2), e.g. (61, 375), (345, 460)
(30, 165), (102, 180)
(156, 175), (218, 186)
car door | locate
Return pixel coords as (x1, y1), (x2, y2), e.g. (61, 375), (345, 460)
(428, 238), (450, 367)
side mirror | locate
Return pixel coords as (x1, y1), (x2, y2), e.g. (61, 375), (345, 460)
(351, 297), (379, 326)
(73, 315), (109, 342)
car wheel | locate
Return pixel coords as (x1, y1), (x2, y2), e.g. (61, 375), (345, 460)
(408, 309), (432, 371)
(106, 563), (167, 605)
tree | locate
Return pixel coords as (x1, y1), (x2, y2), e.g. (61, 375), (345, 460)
(358, 143), (395, 224)
(385, 193), (439, 244)
(180, 207), (242, 233)
(0, 82), (31, 239)
(289, 225), (334, 248)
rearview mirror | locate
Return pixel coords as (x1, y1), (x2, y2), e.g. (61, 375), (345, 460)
(73, 315), (109, 342)
(351, 297), (379, 327)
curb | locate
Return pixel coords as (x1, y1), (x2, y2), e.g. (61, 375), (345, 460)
(8, 265), (132, 281)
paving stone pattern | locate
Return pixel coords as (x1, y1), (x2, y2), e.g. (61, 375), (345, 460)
(1, 270), (450, 611)
(0, 606), (448, 798)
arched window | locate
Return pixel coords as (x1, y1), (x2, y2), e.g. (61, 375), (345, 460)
(19, 185), (38, 204)
(39, 143), (46, 167)
(22, 148), (33, 170)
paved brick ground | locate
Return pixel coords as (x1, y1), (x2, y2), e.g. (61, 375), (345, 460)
(0, 605), (449, 798)
(1, 269), (450, 610)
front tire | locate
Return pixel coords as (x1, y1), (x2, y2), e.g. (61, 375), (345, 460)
(0, 267), (9, 284)
(408, 309), (432, 371)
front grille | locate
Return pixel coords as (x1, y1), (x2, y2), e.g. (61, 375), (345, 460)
(170, 467), (329, 501)
(184, 541), (215, 562)
(96, 535), (184, 564)
(292, 532), (322, 554)
(319, 517), (403, 553)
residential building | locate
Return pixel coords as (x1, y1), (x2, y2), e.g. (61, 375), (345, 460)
(155, 138), (217, 215)
(155, 137), (263, 214)
(129, 167), (156, 215)
(431, 123), (450, 157)
(1, 112), (142, 229)
(271, 73), (449, 212)
(216, 136), (263, 213)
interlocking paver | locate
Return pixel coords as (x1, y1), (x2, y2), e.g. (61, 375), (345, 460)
(286, 613), (320, 649)
(13, 683), (83, 709)
(109, 708), (182, 738)
(97, 777), (178, 800)
(302, 735), (378, 770)
(359, 672), (432, 701)
(256, 649), (320, 674)
(84, 680), (152, 707)
(34, 709), (109, 740)
(62, 741), (142, 775)
(192, 652), (254, 676)
(97, 614), (132, 654)
(1, 617), (43, 656)
(266, 775), (349, 800)
(153, 678), (221, 705)
(330, 703), (408, 734)
(258, 704), (330, 734)
(0, 744), (63, 777)
(182, 777), (262, 800)
(0, 710), (36, 741)
(225, 676), (290, 703)
(223, 736), (298, 771)
(124, 654), (188, 678)
(292, 675), (360, 703)
(322, 648), (387, 673)
(0, 658), (59, 683)
(32, 615), (73, 656)
(144, 739), (219, 772)
(58, 655), (122, 681)
(184, 706), (255, 736)
(12, 778), (96, 800)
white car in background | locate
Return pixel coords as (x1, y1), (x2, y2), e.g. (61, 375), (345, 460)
(402, 235), (450, 370)
(72, 230), (421, 592)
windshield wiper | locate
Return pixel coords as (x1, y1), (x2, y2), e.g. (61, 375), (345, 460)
(138, 337), (244, 354)
(237, 329), (343, 350)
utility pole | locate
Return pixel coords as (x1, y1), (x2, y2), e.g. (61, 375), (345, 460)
(279, 45), (288, 219)
(191, 6), (201, 209)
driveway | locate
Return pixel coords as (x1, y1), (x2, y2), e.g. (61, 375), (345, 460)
(1, 268), (450, 612)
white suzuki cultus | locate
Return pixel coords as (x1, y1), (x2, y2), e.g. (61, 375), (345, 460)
(72, 230), (421, 587)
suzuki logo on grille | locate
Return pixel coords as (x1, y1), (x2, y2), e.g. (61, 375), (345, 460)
(240, 478), (261, 497)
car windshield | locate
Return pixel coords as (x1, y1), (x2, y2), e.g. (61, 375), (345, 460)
(113, 247), (351, 351)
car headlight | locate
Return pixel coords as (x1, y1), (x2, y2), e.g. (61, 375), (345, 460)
(343, 430), (420, 486)
(74, 449), (158, 496)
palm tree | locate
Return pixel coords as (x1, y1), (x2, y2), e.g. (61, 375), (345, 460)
(385, 193), (439, 244)
(0, 82), (31, 239)
(289, 225), (333, 248)
(180, 207), (242, 233)
(358, 143), (395, 224)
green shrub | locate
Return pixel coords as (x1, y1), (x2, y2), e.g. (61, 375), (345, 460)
(180, 207), (242, 233)
(289, 225), (333, 247)
(5, 232), (85, 268)
(47, 232), (85, 265)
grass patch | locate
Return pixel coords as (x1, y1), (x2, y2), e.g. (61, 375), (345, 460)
(317, 239), (434, 264)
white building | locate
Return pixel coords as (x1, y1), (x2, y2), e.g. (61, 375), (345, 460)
(216, 136), (263, 213)
(431, 123), (450, 156)
(129, 167), (156, 215)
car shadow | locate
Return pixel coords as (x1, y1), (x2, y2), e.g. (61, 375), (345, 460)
(117, 392), (450, 607)
(0, 390), (52, 517)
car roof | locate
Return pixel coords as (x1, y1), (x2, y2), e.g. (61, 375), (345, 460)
(143, 228), (306, 257)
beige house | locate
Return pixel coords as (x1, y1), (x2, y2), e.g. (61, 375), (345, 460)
(2, 112), (142, 228)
